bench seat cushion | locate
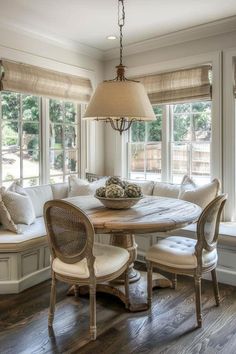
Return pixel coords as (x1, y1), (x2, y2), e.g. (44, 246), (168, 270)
(0, 217), (46, 243)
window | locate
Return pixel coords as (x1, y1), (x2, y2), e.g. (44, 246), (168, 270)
(128, 101), (211, 184)
(0, 91), (80, 187)
(0, 92), (41, 187)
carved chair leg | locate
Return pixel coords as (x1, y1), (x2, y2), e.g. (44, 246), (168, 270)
(147, 261), (153, 308)
(194, 275), (202, 328)
(211, 269), (220, 306)
(89, 284), (97, 340)
(48, 272), (56, 327)
(172, 273), (177, 290)
(124, 268), (130, 309)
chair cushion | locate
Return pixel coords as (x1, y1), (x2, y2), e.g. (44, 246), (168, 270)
(146, 236), (218, 269)
(52, 243), (129, 279)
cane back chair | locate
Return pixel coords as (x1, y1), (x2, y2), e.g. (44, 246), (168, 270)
(146, 194), (227, 328)
(44, 200), (130, 340)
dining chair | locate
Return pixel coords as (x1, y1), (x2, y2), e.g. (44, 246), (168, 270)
(44, 200), (130, 340)
(146, 194), (227, 328)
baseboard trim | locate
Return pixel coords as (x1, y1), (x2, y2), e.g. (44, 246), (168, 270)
(0, 267), (51, 294)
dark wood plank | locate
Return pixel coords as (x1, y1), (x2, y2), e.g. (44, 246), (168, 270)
(0, 267), (236, 354)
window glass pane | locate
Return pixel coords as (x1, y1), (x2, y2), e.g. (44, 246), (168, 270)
(146, 143), (162, 180)
(191, 142), (211, 184)
(22, 123), (40, 150)
(1, 92), (20, 120)
(173, 114), (191, 141)
(130, 143), (145, 178)
(49, 100), (63, 122)
(50, 150), (64, 175)
(2, 121), (19, 149)
(22, 150), (40, 178)
(171, 142), (188, 183)
(23, 178), (39, 187)
(147, 117), (162, 142)
(193, 113), (211, 141)
(65, 102), (77, 123)
(173, 103), (191, 113)
(64, 125), (77, 148)
(65, 150), (78, 173)
(2, 150), (21, 181)
(131, 122), (145, 142)
(50, 124), (63, 149)
(49, 175), (64, 184)
(22, 95), (39, 121)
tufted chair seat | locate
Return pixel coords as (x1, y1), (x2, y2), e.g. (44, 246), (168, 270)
(53, 243), (129, 279)
(147, 236), (218, 269)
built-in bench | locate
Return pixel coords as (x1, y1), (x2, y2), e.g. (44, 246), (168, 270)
(0, 176), (235, 294)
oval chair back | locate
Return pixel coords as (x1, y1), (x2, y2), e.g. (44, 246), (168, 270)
(195, 194), (227, 268)
(44, 200), (95, 270)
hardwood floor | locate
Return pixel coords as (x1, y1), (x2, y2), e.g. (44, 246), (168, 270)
(0, 268), (236, 354)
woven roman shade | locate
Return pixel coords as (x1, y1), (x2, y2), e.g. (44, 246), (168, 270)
(134, 65), (212, 105)
(0, 59), (92, 102)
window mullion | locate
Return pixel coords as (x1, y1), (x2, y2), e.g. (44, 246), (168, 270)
(19, 94), (23, 183)
(41, 97), (49, 184)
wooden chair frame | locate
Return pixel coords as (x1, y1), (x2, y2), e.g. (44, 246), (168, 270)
(147, 194), (227, 328)
(44, 200), (130, 340)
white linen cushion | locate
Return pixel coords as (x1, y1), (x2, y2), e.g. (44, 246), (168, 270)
(52, 243), (129, 278)
(0, 217), (46, 242)
(153, 182), (180, 198)
(51, 182), (68, 199)
(25, 185), (53, 217)
(68, 176), (106, 197)
(125, 180), (154, 195)
(178, 179), (220, 209)
(146, 236), (217, 269)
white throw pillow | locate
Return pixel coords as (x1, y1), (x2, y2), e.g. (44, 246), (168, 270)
(68, 176), (106, 197)
(178, 178), (220, 209)
(25, 185), (53, 217)
(0, 186), (36, 233)
(153, 182), (180, 198)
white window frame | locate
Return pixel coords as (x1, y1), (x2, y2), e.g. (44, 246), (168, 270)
(0, 94), (82, 186)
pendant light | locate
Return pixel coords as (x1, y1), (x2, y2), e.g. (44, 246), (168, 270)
(83, 0), (155, 134)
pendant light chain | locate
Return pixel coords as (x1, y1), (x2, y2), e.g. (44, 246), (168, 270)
(118, 0), (125, 66)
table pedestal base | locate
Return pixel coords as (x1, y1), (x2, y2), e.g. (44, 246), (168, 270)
(68, 270), (171, 312)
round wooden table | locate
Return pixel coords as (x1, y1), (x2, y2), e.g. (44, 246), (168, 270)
(67, 195), (202, 311)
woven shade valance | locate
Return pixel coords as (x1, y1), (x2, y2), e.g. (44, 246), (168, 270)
(134, 65), (212, 105)
(0, 59), (93, 103)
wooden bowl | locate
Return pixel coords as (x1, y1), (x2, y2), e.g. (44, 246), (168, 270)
(95, 196), (143, 209)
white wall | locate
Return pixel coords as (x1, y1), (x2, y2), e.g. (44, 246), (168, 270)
(0, 25), (105, 175)
(103, 29), (236, 221)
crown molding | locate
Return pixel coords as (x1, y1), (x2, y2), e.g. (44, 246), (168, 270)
(103, 16), (236, 61)
(0, 20), (104, 61)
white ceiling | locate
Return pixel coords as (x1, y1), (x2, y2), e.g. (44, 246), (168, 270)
(0, 0), (236, 51)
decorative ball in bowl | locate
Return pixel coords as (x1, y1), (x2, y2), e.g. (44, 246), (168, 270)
(95, 176), (143, 209)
